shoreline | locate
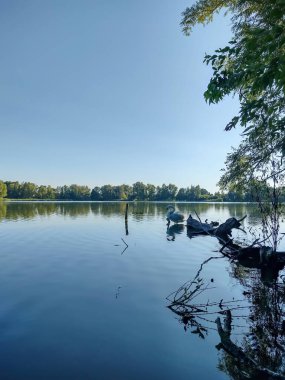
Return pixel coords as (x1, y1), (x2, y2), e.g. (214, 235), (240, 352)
(0, 199), (256, 204)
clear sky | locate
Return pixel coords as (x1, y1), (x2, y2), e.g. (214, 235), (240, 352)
(0, 0), (241, 192)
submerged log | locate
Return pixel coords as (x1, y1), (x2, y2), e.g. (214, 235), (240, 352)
(186, 214), (246, 238)
(186, 212), (285, 276)
(186, 215), (217, 234)
(214, 215), (247, 237)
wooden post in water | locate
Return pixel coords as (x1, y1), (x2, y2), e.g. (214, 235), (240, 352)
(125, 203), (129, 220)
(125, 203), (129, 235)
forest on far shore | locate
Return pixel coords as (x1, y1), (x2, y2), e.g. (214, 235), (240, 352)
(1, 180), (282, 202)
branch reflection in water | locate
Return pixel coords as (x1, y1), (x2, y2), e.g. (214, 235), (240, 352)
(166, 254), (285, 379)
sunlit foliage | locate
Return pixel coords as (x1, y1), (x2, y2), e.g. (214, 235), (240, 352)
(182, 0), (285, 188)
(0, 180), (7, 199)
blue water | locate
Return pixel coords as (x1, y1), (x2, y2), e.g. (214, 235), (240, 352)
(0, 202), (283, 379)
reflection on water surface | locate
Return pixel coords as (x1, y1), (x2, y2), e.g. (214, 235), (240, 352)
(0, 202), (284, 380)
(0, 201), (256, 221)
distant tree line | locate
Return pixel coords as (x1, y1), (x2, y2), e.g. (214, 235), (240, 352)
(1, 180), (283, 202)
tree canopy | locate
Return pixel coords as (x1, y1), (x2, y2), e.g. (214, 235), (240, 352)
(0, 179), (258, 202)
(182, 0), (285, 189)
(0, 181), (7, 199)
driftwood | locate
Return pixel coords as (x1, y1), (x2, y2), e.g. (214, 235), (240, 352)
(186, 213), (285, 279)
(187, 214), (246, 238)
(187, 215), (217, 233)
(168, 215), (285, 378)
(214, 215), (247, 237)
(166, 257), (249, 336)
(167, 263), (284, 377)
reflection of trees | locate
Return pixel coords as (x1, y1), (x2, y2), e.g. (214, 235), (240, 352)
(0, 201), (270, 232)
(220, 263), (285, 379)
(90, 202), (127, 217)
(0, 202), (59, 220)
(0, 202), (7, 219)
(58, 203), (91, 217)
(34, 203), (59, 217)
(250, 280), (285, 372)
(130, 202), (256, 222)
(216, 308), (285, 380)
(0, 201), (136, 220)
(0, 202), (90, 220)
(167, 256), (285, 379)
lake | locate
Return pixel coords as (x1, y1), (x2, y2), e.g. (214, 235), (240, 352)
(0, 201), (284, 379)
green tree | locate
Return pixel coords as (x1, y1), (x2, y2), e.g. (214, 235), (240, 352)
(214, 191), (224, 201)
(68, 184), (91, 200)
(146, 184), (156, 200)
(46, 185), (56, 199)
(183, 0), (285, 248)
(0, 180), (7, 199)
(101, 185), (116, 200)
(132, 182), (147, 200)
(176, 188), (187, 201)
(5, 181), (21, 198)
(57, 184), (90, 200)
(119, 184), (132, 200)
(188, 186), (195, 201)
(37, 185), (48, 199)
(167, 184), (178, 200)
(20, 182), (37, 199)
(182, 0), (285, 186)
(156, 184), (178, 200)
(36, 185), (56, 199)
(193, 185), (201, 200)
(91, 186), (102, 201)
(58, 185), (69, 199)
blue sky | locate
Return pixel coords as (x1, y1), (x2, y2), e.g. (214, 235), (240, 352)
(0, 0), (241, 192)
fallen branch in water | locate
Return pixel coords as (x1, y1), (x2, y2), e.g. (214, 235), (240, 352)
(166, 256), (248, 336)
(187, 213), (285, 273)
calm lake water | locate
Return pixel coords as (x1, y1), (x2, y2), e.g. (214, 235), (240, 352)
(0, 201), (285, 380)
